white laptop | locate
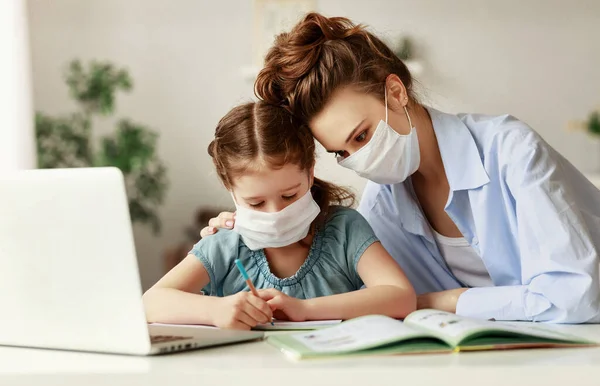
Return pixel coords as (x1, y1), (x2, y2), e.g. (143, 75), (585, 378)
(0, 167), (264, 355)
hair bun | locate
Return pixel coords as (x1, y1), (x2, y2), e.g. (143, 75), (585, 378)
(255, 13), (412, 123)
(255, 13), (361, 108)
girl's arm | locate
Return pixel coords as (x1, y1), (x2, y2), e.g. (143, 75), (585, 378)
(259, 242), (416, 321)
(142, 255), (272, 329)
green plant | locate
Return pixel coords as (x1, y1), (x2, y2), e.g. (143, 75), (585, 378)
(587, 111), (600, 136)
(394, 36), (414, 61)
(35, 59), (168, 234)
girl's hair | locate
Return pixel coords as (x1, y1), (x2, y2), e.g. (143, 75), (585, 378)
(207, 101), (355, 227)
(255, 12), (415, 122)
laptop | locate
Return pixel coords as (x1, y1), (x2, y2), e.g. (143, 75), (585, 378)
(0, 167), (264, 355)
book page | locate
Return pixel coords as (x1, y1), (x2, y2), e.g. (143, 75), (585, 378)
(404, 310), (592, 347)
(254, 320), (342, 331)
(404, 309), (492, 346)
(289, 315), (434, 353)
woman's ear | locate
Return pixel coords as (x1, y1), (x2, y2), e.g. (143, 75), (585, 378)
(385, 74), (409, 109)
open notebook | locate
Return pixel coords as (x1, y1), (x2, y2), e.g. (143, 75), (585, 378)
(151, 319), (341, 331)
(267, 309), (598, 360)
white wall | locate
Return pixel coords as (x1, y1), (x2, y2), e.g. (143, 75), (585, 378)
(1, 0), (36, 172)
(27, 0), (600, 290)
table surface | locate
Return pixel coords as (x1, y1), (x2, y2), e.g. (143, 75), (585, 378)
(2, 323), (600, 385)
(3, 174), (599, 385)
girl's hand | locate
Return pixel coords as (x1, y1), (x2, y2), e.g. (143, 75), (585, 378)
(258, 289), (308, 322)
(200, 212), (236, 238)
(212, 291), (273, 330)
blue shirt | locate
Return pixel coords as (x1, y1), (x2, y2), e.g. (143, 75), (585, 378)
(190, 207), (378, 299)
(359, 107), (600, 323)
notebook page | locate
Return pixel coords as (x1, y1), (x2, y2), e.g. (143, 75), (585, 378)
(254, 320), (342, 330)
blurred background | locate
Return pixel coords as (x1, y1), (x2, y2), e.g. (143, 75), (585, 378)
(2, 0), (599, 290)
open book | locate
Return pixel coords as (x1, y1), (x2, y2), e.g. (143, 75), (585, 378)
(267, 309), (597, 360)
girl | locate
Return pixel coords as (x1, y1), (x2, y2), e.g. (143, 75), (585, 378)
(143, 102), (416, 330)
(202, 13), (600, 323)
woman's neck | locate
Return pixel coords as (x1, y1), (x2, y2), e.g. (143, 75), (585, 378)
(263, 234), (313, 279)
(410, 103), (446, 184)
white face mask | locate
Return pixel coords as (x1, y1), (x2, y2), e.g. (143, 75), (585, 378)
(231, 189), (320, 250)
(337, 88), (420, 184)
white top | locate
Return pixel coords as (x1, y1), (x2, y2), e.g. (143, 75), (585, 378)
(432, 230), (493, 287)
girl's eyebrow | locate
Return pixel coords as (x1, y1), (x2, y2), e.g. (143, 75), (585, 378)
(242, 183), (302, 200)
(281, 183), (301, 192)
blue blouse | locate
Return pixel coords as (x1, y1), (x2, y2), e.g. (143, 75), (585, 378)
(190, 206), (379, 299)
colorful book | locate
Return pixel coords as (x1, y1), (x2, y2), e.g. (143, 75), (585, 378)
(267, 309), (597, 360)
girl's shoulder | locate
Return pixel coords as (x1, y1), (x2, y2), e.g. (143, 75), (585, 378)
(320, 205), (378, 258)
(323, 205), (369, 226)
(189, 229), (242, 262)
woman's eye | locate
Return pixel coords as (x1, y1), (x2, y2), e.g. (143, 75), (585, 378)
(282, 194), (297, 201)
(355, 130), (368, 142)
(248, 202), (264, 208)
(334, 150), (346, 158)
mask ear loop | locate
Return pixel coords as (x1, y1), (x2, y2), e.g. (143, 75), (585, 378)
(230, 191), (239, 205)
(403, 105), (413, 129)
(385, 85), (413, 129)
(384, 86), (389, 123)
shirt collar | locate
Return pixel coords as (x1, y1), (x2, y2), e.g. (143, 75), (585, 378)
(426, 107), (490, 192)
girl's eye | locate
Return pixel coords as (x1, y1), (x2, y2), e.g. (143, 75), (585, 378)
(355, 130), (368, 142)
(248, 202), (264, 208)
(282, 194), (297, 201)
(334, 150), (347, 158)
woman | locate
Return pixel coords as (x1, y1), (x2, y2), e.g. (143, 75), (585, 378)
(202, 13), (600, 323)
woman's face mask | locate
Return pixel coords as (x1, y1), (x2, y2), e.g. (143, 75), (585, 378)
(310, 86), (420, 184)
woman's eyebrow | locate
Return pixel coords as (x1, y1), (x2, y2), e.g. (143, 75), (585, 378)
(345, 119), (366, 143)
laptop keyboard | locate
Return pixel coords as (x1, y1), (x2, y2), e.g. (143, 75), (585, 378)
(150, 335), (193, 344)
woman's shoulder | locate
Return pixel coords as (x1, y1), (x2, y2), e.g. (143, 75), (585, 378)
(459, 111), (544, 152)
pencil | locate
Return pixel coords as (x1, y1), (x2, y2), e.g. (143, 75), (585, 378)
(234, 259), (274, 326)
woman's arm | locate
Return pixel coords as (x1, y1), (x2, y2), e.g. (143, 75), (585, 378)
(142, 255), (272, 328)
(454, 131), (600, 323)
(259, 242), (416, 321)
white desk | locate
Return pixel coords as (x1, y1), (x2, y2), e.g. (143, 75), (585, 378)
(2, 324), (600, 385)
(2, 175), (599, 385)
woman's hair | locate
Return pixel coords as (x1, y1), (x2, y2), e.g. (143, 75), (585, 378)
(255, 12), (415, 122)
(208, 101), (355, 227)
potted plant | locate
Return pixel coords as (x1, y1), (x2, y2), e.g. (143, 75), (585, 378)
(35, 60), (168, 234)
(392, 35), (423, 76)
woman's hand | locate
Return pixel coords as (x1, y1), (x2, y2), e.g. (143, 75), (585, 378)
(258, 289), (308, 322)
(199, 211), (236, 238)
(212, 291), (273, 330)
(416, 288), (468, 313)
